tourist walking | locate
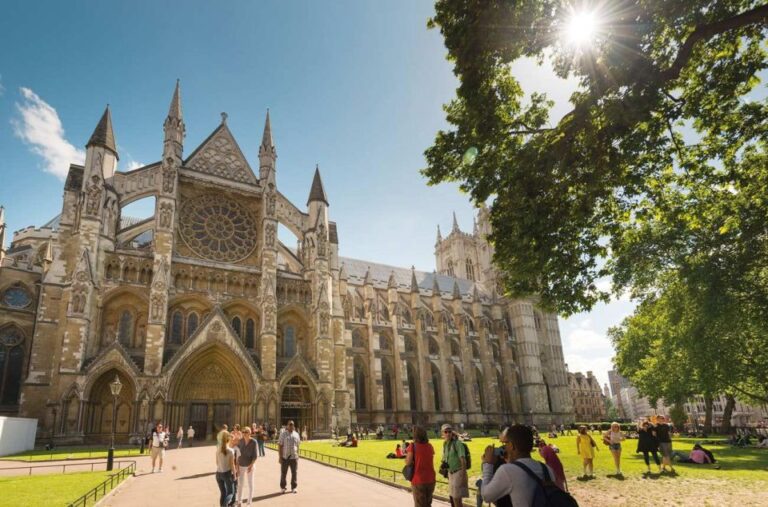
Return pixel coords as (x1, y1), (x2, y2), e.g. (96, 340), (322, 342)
(253, 424), (265, 457)
(603, 422), (625, 476)
(654, 415), (676, 474)
(406, 425), (435, 507)
(441, 424), (468, 507)
(576, 425), (597, 479)
(229, 431), (241, 505)
(150, 422), (168, 473)
(187, 425), (195, 447)
(278, 420), (301, 493)
(176, 426), (184, 449)
(215, 431), (236, 507)
(237, 427), (258, 506)
(637, 421), (661, 475)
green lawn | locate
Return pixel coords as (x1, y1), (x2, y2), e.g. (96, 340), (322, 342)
(1, 446), (143, 462)
(301, 435), (768, 506)
(0, 471), (115, 507)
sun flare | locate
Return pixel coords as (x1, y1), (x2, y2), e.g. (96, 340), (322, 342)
(566, 11), (597, 46)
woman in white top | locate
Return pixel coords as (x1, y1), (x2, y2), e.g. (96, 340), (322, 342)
(603, 422), (626, 476)
(215, 431), (236, 507)
(176, 426), (184, 449)
(229, 431), (241, 505)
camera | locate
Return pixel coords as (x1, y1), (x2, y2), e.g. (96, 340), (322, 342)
(439, 461), (449, 478)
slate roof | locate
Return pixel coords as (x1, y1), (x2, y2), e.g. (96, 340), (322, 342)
(339, 255), (488, 300)
(307, 167), (328, 206)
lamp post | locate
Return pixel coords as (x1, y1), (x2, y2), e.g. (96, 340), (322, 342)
(107, 375), (123, 471)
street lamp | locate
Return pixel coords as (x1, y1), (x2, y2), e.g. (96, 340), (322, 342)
(107, 375), (122, 471)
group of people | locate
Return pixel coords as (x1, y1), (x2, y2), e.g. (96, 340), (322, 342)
(214, 421), (300, 507)
(400, 423), (576, 507)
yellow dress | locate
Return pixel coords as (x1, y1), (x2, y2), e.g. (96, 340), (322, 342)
(577, 434), (595, 459)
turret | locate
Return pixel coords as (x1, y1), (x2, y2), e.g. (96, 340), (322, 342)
(307, 165), (329, 235)
(452, 211), (460, 234)
(163, 79), (185, 159)
(436, 225), (442, 246)
(84, 105), (118, 182)
(259, 110), (277, 185)
(387, 270), (398, 307)
(338, 262), (348, 295)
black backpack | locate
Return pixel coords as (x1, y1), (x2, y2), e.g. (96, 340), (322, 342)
(512, 461), (579, 507)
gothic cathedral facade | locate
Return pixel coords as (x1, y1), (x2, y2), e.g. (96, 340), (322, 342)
(0, 84), (572, 443)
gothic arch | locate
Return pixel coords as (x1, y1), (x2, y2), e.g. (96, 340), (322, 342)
(0, 323), (26, 406)
(168, 343), (255, 402)
(83, 368), (137, 438)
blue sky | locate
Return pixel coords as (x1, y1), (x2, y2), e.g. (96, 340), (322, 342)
(0, 0), (631, 387)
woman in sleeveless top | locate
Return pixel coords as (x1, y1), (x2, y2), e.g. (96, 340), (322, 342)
(407, 425), (436, 506)
(215, 431), (236, 507)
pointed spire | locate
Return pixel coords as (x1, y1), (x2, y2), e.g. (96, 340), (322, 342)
(410, 266), (419, 293)
(363, 266), (372, 285)
(452, 211), (460, 233)
(261, 109), (273, 149)
(452, 279), (461, 299)
(307, 165), (329, 206)
(472, 283), (480, 302)
(87, 105), (118, 159)
(388, 270), (397, 289)
(339, 262), (347, 281)
(432, 271), (441, 295)
(473, 216), (478, 235)
(436, 224), (442, 244)
(167, 79), (182, 120)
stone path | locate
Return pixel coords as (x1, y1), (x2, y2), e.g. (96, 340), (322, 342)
(104, 444), (451, 506)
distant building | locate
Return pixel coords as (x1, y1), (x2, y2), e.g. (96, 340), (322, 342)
(684, 395), (768, 428)
(568, 370), (606, 422)
(607, 369), (631, 418)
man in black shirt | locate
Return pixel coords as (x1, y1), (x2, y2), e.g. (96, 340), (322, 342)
(653, 416), (676, 474)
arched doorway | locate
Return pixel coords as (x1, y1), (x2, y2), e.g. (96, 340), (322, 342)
(169, 346), (254, 440)
(84, 369), (135, 442)
(280, 376), (313, 437)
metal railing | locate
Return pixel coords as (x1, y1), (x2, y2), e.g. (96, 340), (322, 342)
(3, 445), (143, 462)
(66, 461), (136, 507)
(265, 443), (479, 500)
(0, 460), (133, 476)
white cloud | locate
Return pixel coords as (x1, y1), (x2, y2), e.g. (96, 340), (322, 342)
(124, 160), (143, 171)
(11, 87), (85, 179)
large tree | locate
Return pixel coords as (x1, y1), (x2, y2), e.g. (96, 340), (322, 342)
(424, 0), (768, 315)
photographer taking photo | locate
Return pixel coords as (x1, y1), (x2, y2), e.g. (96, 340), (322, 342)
(480, 425), (578, 506)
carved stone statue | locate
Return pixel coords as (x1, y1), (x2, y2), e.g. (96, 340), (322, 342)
(265, 223), (275, 247)
(162, 158), (176, 194)
(85, 176), (103, 216)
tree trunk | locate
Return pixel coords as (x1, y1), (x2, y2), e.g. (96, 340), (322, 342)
(721, 394), (736, 434)
(703, 395), (714, 434)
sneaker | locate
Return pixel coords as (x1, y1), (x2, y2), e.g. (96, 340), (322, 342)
(292, 489), (297, 494)
(151, 468), (155, 473)
(158, 468), (163, 473)
(281, 489), (286, 494)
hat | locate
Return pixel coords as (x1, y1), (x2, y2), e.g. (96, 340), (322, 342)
(440, 424), (453, 433)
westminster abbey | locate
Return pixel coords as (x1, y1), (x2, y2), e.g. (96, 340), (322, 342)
(0, 83), (573, 443)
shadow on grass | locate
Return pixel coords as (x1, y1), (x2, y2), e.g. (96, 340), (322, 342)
(606, 473), (626, 481)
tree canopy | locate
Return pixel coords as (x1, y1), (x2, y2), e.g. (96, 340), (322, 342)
(425, 0), (768, 316)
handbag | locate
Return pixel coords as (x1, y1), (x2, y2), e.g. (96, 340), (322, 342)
(402, 443), (416, 481)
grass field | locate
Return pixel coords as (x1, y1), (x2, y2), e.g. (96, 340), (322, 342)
(1, 446), (143, 462)
(0, 470), (114, 507)
(302, 435), (768, 506)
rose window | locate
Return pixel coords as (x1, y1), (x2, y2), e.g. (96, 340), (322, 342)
(179, 194), (258, 262)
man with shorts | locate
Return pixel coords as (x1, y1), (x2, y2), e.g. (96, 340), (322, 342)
(654, 416), (676, 474)
(441, 424), (469, 507)
(150, 422), (168, 473)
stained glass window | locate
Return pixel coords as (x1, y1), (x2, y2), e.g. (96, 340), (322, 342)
(118, 311), (134, 346)
(0, 327), (25, 405)
(170, 311), (183, 344)
(2, 287), (31, 309)
(245, 319), (255, 349)
(284, 326), (296, 357)
(186, 312), (199, 339)
(232, 317), (242, 339)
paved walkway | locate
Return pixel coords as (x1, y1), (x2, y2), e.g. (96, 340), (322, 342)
(104, 444), (450, 506)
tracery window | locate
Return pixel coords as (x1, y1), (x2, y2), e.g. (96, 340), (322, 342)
(178, 194), (258, 263)
(0, 326), (24, 405)
(284, 325), (296, 357)
(232, 317), (242, 339)
(428, 337), (440, 356)
(170, 311), (183, 345)
(379, 334), (391, 351)
(404, 335), (417, 353)
(352, 329), (366, 349)
(2, 285), (32, 309)
(471, 341), (481, 360)
(446, 260), (454, 277)
(186, 312), (199, 339)
(451, 339), (461, 358)
(465, 258), (475, 281)
(118, 310), (134, 347)
(382, 365), (394, 411)
(354, 359), (367, 409)
(245, 318), (255, 349)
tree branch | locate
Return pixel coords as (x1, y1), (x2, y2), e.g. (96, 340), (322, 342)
(731, 384), (768, 404)
(658, 4), (768, 83)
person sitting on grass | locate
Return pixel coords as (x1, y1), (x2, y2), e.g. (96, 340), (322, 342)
(673, 444), (719, 466)
(395, 444), (404, 458)
(757, 435), (768, 448)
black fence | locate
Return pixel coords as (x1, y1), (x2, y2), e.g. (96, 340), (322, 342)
(66, 461), (136, 507)
(265, 443), (482, 505)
